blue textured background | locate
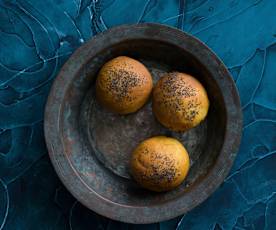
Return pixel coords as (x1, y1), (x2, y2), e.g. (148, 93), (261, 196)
(0, 0), (276, 229)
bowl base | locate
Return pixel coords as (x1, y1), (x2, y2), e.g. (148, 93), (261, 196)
(81, 59), (208, 179)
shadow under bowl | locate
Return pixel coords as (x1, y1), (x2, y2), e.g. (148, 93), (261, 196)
(44, 23), (242, 224)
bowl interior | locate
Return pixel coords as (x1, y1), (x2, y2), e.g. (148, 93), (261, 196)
(61, 38), (226, 206)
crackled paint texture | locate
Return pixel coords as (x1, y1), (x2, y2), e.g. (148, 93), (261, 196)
(0, 0), (275, 229)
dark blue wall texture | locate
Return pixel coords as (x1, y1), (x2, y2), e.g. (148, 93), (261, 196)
(0, 0), (276, 229)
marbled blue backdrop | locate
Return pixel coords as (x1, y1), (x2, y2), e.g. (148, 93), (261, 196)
(0, 0), (276, 229)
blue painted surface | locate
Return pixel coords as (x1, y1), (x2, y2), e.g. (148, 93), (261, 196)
(0, 0), (275, 229)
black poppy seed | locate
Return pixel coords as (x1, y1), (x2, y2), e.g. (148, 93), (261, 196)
(181, 100), (201, 121)
(155, 73), (203, 122)
(159, 73), (197, 98)
(139, 151), (177, 184)
(104, 68), (145, 102)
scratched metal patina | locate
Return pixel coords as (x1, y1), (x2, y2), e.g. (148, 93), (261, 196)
(0, 0), (276, 229)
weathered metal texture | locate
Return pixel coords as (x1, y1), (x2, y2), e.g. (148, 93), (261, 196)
(44, 23), (242, 224)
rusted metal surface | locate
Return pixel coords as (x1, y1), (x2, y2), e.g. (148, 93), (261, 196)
(82, 60), (207, 179)
(44, 23), (242, 224)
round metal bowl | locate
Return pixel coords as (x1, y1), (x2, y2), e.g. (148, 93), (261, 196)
(44, 23), (242, 224)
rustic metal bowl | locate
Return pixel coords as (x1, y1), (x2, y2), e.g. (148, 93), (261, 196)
(44, 23), (242, 224)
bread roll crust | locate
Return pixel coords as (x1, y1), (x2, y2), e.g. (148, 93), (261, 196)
(153, 72), (209, 131)
(96, 56), (153, 114)
(130, 136), (190, 192)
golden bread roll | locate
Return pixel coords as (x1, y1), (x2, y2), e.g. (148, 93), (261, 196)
(130, 136), (190, 192)
(96, 56), (153, 114)
(153, 72), (209, 131)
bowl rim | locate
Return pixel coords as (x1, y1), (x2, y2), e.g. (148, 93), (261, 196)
(44, 23), (242, 224)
